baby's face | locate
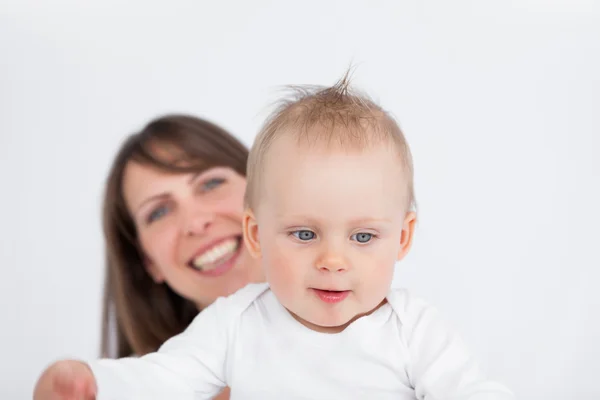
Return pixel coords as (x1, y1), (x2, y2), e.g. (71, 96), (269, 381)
(244, 134), (415, 333)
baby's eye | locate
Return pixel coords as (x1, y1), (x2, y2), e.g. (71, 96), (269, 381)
(292, 230), (316, 241)
(351, 232), (373, 243)
(147, 205), (170, 224)
(200, 177), (226, 192)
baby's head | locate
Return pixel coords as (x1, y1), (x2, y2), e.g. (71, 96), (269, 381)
(243, 73), (416, 332)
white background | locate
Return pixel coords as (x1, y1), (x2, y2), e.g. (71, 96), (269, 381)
(1, 1), (599, 398)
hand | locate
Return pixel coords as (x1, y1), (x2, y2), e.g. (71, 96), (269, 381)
(33, 360), (97, 400)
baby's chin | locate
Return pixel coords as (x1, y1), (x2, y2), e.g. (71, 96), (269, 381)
(299, 313), (358, 333)
(303, 302), (387, 332)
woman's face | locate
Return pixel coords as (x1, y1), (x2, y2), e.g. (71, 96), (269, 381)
(122, 161), (264, 309)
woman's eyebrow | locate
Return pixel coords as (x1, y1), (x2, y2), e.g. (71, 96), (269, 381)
(188, 172), (201, 185)
(135, 193), (170, 215)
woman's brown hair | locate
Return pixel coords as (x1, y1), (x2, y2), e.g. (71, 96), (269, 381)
(100, 114), (249, 357)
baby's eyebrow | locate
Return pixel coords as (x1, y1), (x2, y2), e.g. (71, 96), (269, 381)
(276, 215), (392, 226)
(347, 217), (392, 225)
(276, 214), (319, 224)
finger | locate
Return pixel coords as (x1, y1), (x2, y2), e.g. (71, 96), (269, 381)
(54, 374), (87, 398)
(53, 376), (75, 396)
(84, 380), (97, 399)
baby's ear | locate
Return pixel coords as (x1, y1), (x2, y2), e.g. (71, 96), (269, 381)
(242, 208), (261, 259)
(397, 212), (417, 261)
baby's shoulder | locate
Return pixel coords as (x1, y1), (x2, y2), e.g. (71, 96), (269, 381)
(386, 287), (431, 312)
(185, 283), (271, 332)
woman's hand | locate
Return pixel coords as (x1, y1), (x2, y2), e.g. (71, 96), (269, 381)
(33, 360), (97, 400)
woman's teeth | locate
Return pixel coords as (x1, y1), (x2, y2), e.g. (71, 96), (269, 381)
(191, 238), (239, 271)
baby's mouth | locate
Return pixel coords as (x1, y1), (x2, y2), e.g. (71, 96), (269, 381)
(188, 236), (241, 272)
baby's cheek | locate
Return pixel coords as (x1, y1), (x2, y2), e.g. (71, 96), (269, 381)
(364, 255), (395, 294)
(263, 248), (298, 292)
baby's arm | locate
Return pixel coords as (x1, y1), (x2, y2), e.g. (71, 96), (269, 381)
(34, 297), (230, 400)
(393, 292), (515, 399)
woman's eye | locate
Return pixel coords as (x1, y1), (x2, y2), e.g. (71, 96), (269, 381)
(292, 230), (316, 241)
(351, 232), (373, 243)
(200, 177), (225, 192)
(147, 206), (169, 224)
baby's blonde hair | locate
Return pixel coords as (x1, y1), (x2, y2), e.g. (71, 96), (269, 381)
(245, 70), (415, 211)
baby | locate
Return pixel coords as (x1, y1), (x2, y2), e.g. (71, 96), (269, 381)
(34, 74), (514, 399)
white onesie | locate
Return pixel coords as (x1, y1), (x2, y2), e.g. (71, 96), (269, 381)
(89, 282), (514, 399)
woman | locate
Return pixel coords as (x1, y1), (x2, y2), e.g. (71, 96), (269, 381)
(101, 114), (264, 399)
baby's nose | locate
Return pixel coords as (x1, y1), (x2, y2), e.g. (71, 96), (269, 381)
(316, 250), (348, 273)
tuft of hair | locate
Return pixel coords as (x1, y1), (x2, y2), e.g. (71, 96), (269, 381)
(245, 69), (415, 211)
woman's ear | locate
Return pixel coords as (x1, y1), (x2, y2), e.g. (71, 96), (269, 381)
(243, 208), (261, 259)
(397, 211), (417, 261)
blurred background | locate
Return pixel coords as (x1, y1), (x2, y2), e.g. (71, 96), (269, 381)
(1, 1), (599, 398)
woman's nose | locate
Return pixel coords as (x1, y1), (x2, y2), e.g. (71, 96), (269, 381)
(182, 211), (214, 236)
